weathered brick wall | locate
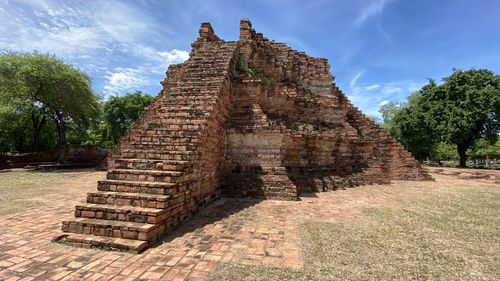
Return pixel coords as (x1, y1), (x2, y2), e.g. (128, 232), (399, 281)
(222, 19), (432, 197)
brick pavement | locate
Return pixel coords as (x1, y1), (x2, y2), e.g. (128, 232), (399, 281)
(0, 168), (468, 280)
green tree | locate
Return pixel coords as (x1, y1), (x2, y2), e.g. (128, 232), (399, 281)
(0, 105), (29, 153)
(0, 51), (101, 159)
(421, 69), (500, 167)
(378, 101), (404, 136)
(431, 142), (458, 164)
(393, 90), (438, 161)
(366, 115), (380, 123)
(103, 91), (154, 144)
(467, 137), (500, 166)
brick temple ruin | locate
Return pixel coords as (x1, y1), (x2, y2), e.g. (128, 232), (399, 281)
(54, 19), (432, 253)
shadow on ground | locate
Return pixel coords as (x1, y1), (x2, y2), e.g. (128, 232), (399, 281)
(152, 198), (263, 250)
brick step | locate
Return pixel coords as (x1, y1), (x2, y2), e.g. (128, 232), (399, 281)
(112, 158), (192, 171)
(154, 108), (214, 115)
(169, 86), (221, 92)
(180, 66), (229, 73)
(142, 124), (204, 131)
(53, 233), (148, 254)
(122, 137), (200, 145)
(128, 133), (202, 141)
(120, 152), (194, 161)
(120, 148), (200, 154)
(141, 116), (207, 123)
(122, 147), (197, 156)
(123, 144), (198, 153)
(61, 218), (161, 242)
(106, 169), (184, 183)
(136, 123), (205, 132)
(97, 179), (178, 195)
(125, 141), (199, 151)
(119, 149), (199, 160)
(159, 95), (219, 101)
(75, 203), (169, 224)
(126, 136), (200, 143)
(87, 191), (171, 209)
(138, 124), (204, 131)
(168, 95), (221, 101)
(132, 123), (202, 131)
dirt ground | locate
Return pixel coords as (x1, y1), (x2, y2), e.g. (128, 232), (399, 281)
(0, 167), (497, 280)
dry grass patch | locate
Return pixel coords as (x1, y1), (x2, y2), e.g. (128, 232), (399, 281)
(428, 173), (455, 179)
(0, 169), (81, 215)
(209, 184), (500, 280)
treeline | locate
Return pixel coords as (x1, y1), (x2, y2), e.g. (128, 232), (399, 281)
(376, 68), (500, 167)
(0, 51), (154, 156)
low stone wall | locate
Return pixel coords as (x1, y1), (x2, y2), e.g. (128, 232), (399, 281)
(0, 145), (111, 169)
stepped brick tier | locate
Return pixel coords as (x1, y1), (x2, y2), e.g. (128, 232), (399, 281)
(54, 19), (432, 253)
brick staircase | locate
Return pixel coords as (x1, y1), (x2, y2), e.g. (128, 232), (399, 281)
(54, 25), (238, 252)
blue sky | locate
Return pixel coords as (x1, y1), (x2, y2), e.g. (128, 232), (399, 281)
(1, 0), (499, 117)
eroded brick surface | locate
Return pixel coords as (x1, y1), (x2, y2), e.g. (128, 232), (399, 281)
(54, 19), (432, 253)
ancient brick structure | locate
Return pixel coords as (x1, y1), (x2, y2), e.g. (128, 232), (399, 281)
(54, 19), (432, 253)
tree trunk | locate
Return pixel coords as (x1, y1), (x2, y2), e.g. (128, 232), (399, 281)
(53, 112), (67, 163)
(14, 124), (28, 154)
(457, 143), (468, 167)
(31, 112), (46, 152)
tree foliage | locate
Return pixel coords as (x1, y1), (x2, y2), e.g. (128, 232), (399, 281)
(0, 51), (156, 155)
(393, 91), (438, 161)
(0, 51), (100, 159)
(103, 91), (154, 144)
(420, 69), (500, 166)
(378, 101), (403, 138)
(379, 68), (500, 166)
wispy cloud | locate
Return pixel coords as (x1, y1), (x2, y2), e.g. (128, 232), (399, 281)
(381, 86), (402, 95)
(349, 70), (365, 89)
(365, 84), (380, 90)
(354, 0), (394, 29)
(345, 79), (424, 117)
(0, 0), (187, 97)
(1, 1), (153, 59)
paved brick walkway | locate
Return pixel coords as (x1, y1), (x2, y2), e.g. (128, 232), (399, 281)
(2, 168), (489, 280)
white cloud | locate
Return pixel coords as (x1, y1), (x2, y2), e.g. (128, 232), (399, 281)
(158, 49), (190, 64)
(343, 79), (424, 118)
(354, 0), (394, 28)
(365, 84), (380, 90)
(102, 49), (188, 95)
(104, 67), (148, 95)
(349, 70), (365, 89)
(381, 86), (402, 95)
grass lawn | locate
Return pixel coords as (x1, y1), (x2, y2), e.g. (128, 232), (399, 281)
(0, 169), (81, 215)
(208, 184), (500, 280)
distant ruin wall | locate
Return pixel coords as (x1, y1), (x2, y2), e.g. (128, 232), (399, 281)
(0, 145), (110, 169)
